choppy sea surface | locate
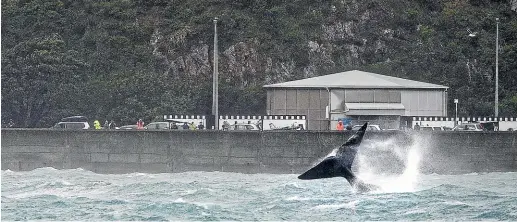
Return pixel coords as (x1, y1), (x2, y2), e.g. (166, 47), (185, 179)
(2, 168), (517, 221)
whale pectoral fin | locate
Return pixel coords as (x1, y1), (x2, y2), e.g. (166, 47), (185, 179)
(298, 157), (340, 180)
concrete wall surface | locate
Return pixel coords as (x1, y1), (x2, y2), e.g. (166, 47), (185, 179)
(1, 129), (516, 174)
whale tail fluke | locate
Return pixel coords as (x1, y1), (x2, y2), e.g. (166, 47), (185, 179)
(298, 122), (378, 192)
(297, 157), (345, 180)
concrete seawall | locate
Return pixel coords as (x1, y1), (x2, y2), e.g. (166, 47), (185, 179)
(1, 129), (516, 174)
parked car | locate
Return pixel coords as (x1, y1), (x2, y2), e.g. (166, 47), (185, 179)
(351, 124), (382, 131)
(443, 126), (454, 131)
(164, 119), (188, 129)
(230, 123), (260, 131)
(52, 122), (90, 129)
(144, 121), (189, 130)
(145, 122), (172, 130)
(52, 116), (90, 129)
(452, 123), (483, 131)
(419, 126), (445, 131)
(118, 125), (138, 130)
(61, 116), (88, 122)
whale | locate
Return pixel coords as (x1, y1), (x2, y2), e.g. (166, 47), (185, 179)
(298, 122), (379, 193)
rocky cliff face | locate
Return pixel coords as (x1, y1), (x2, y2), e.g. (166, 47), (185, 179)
(148, 0), (425, 88)
(141, 0), (516, 118)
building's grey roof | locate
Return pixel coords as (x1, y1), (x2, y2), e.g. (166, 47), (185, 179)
(263, 70), (448, 89)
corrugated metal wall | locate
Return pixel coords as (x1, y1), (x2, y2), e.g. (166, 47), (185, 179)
(330, 89), (402, 111)
(400, 90), (446, 116)
(267, 89), (329, 130)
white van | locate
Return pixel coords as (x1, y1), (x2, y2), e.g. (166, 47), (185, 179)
(52, 116), (90, 129)
(53, 122), (90, 129)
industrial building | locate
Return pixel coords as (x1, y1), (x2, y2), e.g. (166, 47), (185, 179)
(263, 70), (449, 130)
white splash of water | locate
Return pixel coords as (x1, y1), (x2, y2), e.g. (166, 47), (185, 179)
(305, 133), (425, 193)
(311, 200), (358, 211)
(326, 148), (338, 158)
(378, 147), (421, 193)
(357, 133), (423, 193)
(174, 197), (186, 203)
(309, 148), (338, 167)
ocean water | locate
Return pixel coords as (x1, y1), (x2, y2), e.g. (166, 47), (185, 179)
(2, 168), (517, 221)
(3, 134), (517, 221)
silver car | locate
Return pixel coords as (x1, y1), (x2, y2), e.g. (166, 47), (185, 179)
(52, 116), (90, 129)
(230, 123), (260, 131)
(52, 122), (90, 129)
(452, 123), (483, 131)
(420, 126), (445, 131)
(144, 122), (172, 130)
(351, 124), (382, 131)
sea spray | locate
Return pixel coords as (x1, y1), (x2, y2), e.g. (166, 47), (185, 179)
(356, 133), (425, 193)
(303, 131), (425, 193)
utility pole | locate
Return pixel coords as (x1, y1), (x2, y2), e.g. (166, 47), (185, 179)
(495, 17), (499, 118)
(454, 99), (458, 126)
(212, 17), (219, 129)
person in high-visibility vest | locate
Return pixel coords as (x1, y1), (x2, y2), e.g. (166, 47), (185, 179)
(189, 122), (196, 130)
(93, 120), (101, 129)
(336, 120), (344, 131)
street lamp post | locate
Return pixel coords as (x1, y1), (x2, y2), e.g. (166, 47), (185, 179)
(495, 17), (499, 118)
(467, 18), (500, 118)
(212, 17), (219, 129)
(454, 99), (459, 126)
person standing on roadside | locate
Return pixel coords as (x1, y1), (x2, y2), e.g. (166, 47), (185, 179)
(137, 119), (144, 130)
(93, 120), (101, 129)
(336, 120), (344, 131)
(222, 121), (230, 131)
(109, 120), (116, 129)
(8, 119), (15, 128)
(189, 122), (196, 130)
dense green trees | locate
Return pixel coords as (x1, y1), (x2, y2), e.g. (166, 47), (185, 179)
(1, 0), (88, 126)
(2, 0), (516, 127)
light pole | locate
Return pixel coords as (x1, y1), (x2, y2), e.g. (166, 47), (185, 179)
(495, 17), (499, 118)
(212, 17), (219, 129)
(467, 18), (500, 117)
(454, 99), (458, 126)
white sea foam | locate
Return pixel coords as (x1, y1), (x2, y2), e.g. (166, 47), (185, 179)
(174, 197), (186, 203)
(356, 133), (425, 193)
(312, 200), (357, 211)
(310, 148), (339, 166)
(285, 195), (312, 201)
(326, 148), (338, 157)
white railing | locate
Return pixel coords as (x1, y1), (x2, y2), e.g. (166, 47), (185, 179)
(411, 116), (517, 131)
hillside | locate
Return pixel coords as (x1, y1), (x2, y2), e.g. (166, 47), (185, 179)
(2, 0), (517, 127)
